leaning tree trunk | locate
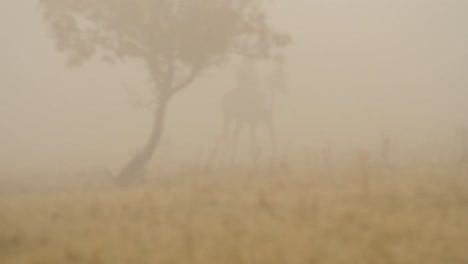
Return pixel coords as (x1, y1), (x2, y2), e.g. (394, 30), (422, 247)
(116, 96), (170, 185)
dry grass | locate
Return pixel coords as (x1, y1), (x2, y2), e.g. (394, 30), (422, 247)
(1, 163), (468, 264)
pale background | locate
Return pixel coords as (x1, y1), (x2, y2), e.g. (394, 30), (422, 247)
(1, 0), (467, 174)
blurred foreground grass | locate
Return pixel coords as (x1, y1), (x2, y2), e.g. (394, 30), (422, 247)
(1, 163), (468, 264)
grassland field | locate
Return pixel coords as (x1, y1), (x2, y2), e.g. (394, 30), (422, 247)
(1, 161), (468, 264)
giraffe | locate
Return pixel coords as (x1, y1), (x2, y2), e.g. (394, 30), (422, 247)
(205, 87), (275, 168)
(221, 85), (275, 160)
(207, 56), (287, 166)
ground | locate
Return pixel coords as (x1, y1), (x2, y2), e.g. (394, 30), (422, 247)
(1, 163), (468, 264)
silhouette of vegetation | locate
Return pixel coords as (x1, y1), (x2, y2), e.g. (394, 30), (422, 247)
(38, 0), (290, 183)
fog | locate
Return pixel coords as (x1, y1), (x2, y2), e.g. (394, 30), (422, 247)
(2, 1), (468, 263)
(1, 0), (467, 174)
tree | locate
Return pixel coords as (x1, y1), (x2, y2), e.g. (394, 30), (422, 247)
(38, 0), (290, 184)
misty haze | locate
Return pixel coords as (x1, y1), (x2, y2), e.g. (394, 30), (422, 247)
(1, 0), (468, 263)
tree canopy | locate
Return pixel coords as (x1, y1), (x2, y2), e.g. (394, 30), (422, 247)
(39, 0), (290, 96)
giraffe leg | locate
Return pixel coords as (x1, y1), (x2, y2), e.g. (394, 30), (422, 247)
(267, 119), (276, 155)
(207, 115), (231, 169)
(249, 124), (257, 160)
(230, 122), (243, 166)
(206, 128), (222, 169)
(250, 123), (264, 171)
(222, 117), (232, 160)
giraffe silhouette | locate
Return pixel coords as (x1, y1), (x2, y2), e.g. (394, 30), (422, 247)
(221, 83), (275, 158)
(207, 57), (287, 167)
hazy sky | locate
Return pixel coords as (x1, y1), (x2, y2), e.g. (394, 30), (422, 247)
(1, 0), (467, 173)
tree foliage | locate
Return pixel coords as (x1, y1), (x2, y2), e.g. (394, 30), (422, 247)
(39, 0), (290, 96)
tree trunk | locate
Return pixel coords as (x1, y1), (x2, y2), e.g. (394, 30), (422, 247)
(116, 96), (170, 185)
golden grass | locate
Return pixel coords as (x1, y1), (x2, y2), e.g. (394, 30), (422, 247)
(1, 163), (467, 263)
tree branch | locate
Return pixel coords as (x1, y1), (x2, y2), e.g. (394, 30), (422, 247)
(124, 82), (156, 111)
(170, 65), (202, 95)
(147, 55), (171, 89)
